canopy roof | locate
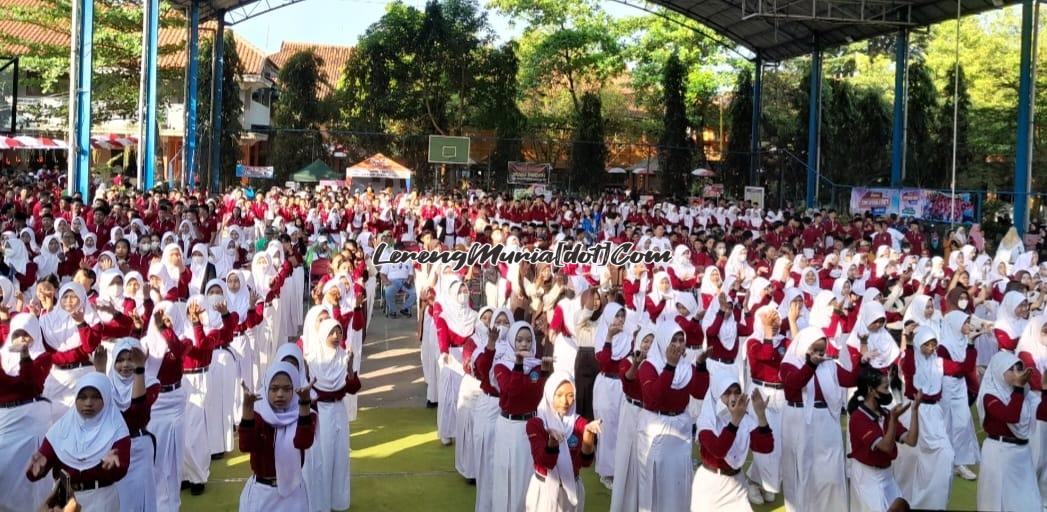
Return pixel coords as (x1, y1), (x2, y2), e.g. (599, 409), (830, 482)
(643, 0), (1018, 62)
(346, 153), (412, 180)
(292, 159), (340, 182)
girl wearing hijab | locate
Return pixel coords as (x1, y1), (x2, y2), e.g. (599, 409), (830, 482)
(592, 302), (631, 487)
(143, 301), (192, 512)
(846, 364), (919, 512)
(251, 252), (283, 373)
(204, 279), (238, 459)
(35, 234), (61, 280)
(27, 373), (131, 511)
(895, 326), (952, 509)
(744, 304), (794, 505)
(471, 308), (513, 512)
(1, 237), (36, 292)
(226, 270), (266, 416)
(104, 338), (160, 512)
(0, 313), (53, 510)
(436, 280), (477, 447)
(188, 243), (216, 295)
(608, 327), (655, 512)
(456, 306), (493, 483)
(845, 301), (900, 375)
(491, 321), (551, 512)
(779, 326), (860, 512)
(238, 362), (316, 510)
(691, 373), (773, 512)
(39, 283), (111, 422)
(157, 244), (191, 302)
(303, 319), (361, 512)
(937, 311), (981, 481)
(976, 351), (1043, 511)
(777, 289), (808, 338)
(1017, 315), (1047, 500)
(702, 290), (742, 385)
(637, 322), (711, 511)
(524, 370), (601, 511)
(994, 290), (1029, 352)
(181, 293), (233, 495)
(123, 271), (153, 336)
(902, 294), (940, 329)
(667, 245), (697, 291)
(643, 272), (677, 325)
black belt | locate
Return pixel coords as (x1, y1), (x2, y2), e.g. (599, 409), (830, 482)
(534, 472), (546, 482)
(906, 395), (939, 405)
(316, 395), (342, 403)
(600, 372), (620, 380)
(708, 355), (735, 365)
(500, 411), (536, 421)
(988, 434), (1028, 446)
(702, 463), (740, 476)
(650, 409), (686, 417)
(184, 366), (209, 374)
(752, 379), (783, 390)
(255, 476), (278, 487)
(0, 396), (47, 408)
(129, 427), (150, 438)
(160, 382), (181, 393)
(625, 397), (643, 408)
(71, 480), (113, 492)
(55, 361), (92, 371)
(787, 400), (827, 409)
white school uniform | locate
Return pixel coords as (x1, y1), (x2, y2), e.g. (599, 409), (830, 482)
(608, 399), (643, 512)
(303, 319), (354, 512)
(0, 400), (51, 511)
(455, 370), (482, 478)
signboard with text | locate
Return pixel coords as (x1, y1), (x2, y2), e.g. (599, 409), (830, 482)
(508, 161), (551, 185)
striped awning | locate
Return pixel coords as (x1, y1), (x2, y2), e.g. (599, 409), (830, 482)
(0, 136), (69, 150)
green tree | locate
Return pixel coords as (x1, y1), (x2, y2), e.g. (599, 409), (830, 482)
(570, 92), (606, 193)
(197, 30), (243, 189)
(658, 54), (691, 197)
(904, 58), (940, 187)
(724, 68), (753, 194)
(271, 49), (327, 182)
(0, 0), (181, 122)
(477, 43), (527, 189)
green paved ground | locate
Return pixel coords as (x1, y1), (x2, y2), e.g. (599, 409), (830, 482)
(183, 405), (980, 511)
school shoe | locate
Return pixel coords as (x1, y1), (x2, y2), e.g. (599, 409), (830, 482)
(190, 483), (205, 496)
(954, 465), (977, 480)
(747, 482), (765, 505)
(761, 489), (776, 503)
(599, 476), (613, 490)
(400, 308), (411, 318)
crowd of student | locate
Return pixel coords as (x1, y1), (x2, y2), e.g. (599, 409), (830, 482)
(0, 170), (1045, 512)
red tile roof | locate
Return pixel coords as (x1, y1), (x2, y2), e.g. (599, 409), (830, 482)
(268, 41), (353, 96)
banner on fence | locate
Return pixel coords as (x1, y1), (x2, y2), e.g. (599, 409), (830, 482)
(744, 186), (765, 209)
(236, 164), (274, 179)
(507, 161), (550, 185)
(849, 187), (975, 223)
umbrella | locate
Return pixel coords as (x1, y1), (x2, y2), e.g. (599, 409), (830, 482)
(691, 168), (716, 177)
(632, 167), (653, 175)
(607, 167), (626, 174)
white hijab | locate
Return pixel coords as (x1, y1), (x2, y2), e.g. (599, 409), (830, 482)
(846, 300), (900, 369)
(306, 319), (349, 391)
(597, 302), (634, 360)
(902, 294), (940, 328)
(34, 234), (60, 278)
(696, 371), (755, 469)
(1, 312), (44, 376)
(995, 291), (1028, 340)
(702, 288), (738, 350)
(912, 326), (943, 396)
(253, 362), (305, 497)
(1016, 315), (1047, 373)
(45, 372), (130, 471)
(783, 326), (845, 423)
(188, 243), (211, 294)
(224, 270), (252, 322)
(4, 238), (29, 274)
(535, 371), (581, 508)
(939, 311), (970, 362)
(670, 245), (695, 281)
(141, 301), (189, 380)
(441, 280), (478, 337)
(40, 283), (98, 352)
(108, 337), (159, 411)
(977, 351), (1040, 439)
(494, 321), (540, 375)
(645, 322), (692, 390)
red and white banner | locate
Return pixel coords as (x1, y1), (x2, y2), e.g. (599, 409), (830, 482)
(89, 134), (138, 150)
(0, 136), (68, 150)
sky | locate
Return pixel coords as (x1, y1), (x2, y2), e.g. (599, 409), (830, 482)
(233, 0), (641, 53)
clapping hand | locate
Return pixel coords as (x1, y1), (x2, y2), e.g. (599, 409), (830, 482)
(100, 449), (121, 471)
(70, 308), (85, 324)
(751, 389), (767, 416)
(889, 401), (912, 420)
(92, 346), (107, 372)
(728, 393), (750, 425)
(583, 419), (602, 443)
(296, 377), (316, 403)
(27, 452), (47, 478)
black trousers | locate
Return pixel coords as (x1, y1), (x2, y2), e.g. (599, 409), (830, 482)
(574, 347), (599, 420)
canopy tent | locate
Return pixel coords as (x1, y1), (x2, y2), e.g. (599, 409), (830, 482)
(346, 153), (412, 192)
(0, 136), (68, 150)
(293, 159), (341, 182)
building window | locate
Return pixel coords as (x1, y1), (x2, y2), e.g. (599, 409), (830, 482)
(251, 87), (272, 107)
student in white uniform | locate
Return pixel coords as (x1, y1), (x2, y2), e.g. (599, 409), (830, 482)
(238, 362), (317, 511)
(976, 351), (1043, 512)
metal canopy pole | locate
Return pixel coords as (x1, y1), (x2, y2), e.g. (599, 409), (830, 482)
(184, 0), (200, 189)
(806, 50), (822, 209)
(890, 29), (909, 189)
(1014, 0), (1037, 233)
(750, 57), (763, 187)
(138, 0), (160, 190)
(208, 13), (226, 195)
(67, 0), (93, 200)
